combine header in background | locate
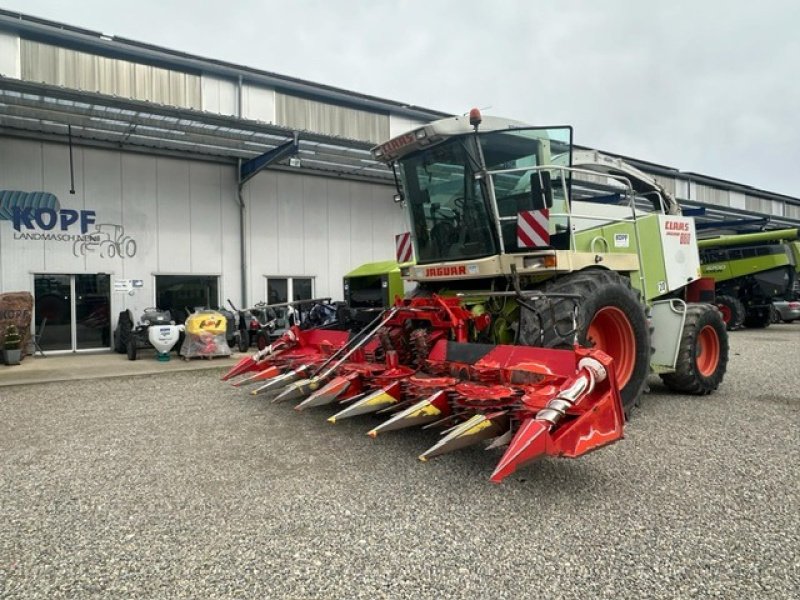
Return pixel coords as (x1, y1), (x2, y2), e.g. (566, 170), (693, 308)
(698, 228), (800, 329)
(224, 109), (729, 482)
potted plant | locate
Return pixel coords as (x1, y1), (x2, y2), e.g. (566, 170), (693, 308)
(3, 324), (22, 365)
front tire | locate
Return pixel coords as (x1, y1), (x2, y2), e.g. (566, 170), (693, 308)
(715, 294), (745, 330)
(660, 304), (728, 394)
(519, 270), (651, 417)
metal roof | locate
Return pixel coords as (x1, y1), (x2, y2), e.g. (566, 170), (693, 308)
(0, 77), (395, 184)
(0, 9), (450, 123)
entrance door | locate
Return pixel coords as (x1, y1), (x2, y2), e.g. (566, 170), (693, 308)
(34, 274), (111, 352)
(75, 275), (111, 350)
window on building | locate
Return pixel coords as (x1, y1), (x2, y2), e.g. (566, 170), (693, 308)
(265, 277), (314, 304)
(155, 275), (219, 323)
(264, 276), (315, 328)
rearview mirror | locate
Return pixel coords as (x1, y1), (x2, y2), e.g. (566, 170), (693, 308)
(530, 171), (553, 210)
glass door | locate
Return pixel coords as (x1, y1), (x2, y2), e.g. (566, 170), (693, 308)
(34, 275), (72, 351)
(34, 274), (111, 352)
(75, 274), (111, 350)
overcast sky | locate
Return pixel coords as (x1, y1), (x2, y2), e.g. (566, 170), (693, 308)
(3, 0), (799, 196)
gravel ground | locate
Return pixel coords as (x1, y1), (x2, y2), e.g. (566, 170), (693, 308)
(0, 324), (798, 599)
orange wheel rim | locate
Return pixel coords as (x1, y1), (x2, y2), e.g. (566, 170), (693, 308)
(717, 304), (731, 324)
(696, 325), (720, 377)
(585, 307), (636, 388)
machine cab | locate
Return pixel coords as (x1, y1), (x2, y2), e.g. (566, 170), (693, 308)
(372, 114), (573, 265)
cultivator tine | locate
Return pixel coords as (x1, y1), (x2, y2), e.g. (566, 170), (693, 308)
(366, 390), (449, 437)
(489, 418), (549, 484)
(328, 382), (401, 423)
(272, 376), (323, 404)
(418, 412), (509, 462)
(295, 374), (354, 410)
(251, 365), (307, 396)
(232, 365), (282, 387)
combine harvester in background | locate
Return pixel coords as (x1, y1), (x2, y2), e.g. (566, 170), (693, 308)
(698, 228), (800, 329)
(223, 110), (729, 482)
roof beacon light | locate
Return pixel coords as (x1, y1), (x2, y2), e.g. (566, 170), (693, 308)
(469, 107), (482, 129)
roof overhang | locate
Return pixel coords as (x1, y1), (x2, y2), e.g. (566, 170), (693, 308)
(0, 77), (395, 184)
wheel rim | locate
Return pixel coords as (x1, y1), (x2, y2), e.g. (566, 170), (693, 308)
(696, 325), (720, 377)
(585, 307), (636, 388)
(717, 303), (732, 324)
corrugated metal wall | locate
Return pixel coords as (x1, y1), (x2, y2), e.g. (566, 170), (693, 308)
(0, 30), (20, 78)
(20, 39), (201, 109)
(276, 93), (389, 143)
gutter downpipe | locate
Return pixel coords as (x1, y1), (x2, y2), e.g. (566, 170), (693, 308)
(237, 75), (248, 307)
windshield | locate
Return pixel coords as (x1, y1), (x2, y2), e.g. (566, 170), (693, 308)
(398, 138), (496, 263)
(397, 126), (573, 263)
(482, 127), (573, 251)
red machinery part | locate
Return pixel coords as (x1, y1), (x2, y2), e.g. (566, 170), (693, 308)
(223, 295), (626, 482)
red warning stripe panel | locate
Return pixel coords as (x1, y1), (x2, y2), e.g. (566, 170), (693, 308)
(395, 232), (413, 263)
(517, 209), (550, 248)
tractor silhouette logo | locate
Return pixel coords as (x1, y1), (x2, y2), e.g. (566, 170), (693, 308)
(73, 223), (137, 259)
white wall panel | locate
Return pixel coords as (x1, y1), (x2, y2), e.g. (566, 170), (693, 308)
(0, 138), (46, 290)
(82, 148), (122, 275)
(301, 176), (329, 296)
(389, 114), (426, 138)
(729, 191), (746, 210)
(324, 179), (354, 301)
(40, 143), (86, 275)
(245, 172), (279, 303)
(242, 84), (275, 123)
(349, 182), (374, 266)
(189, 162), (224, 272)
(0, 31), (20, 78)
(155, 158), (192, 273)
(119, 153), (158, 318)
(219, 169), (241, 307)
(201, 75), (238, 116)
(275, 172), (304, 275)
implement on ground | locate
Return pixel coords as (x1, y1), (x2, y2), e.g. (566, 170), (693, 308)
(223, 109), (729, 482)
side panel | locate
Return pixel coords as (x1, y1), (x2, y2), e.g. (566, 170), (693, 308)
(572, 213), (668, 300)
(658, 215), (701, 292)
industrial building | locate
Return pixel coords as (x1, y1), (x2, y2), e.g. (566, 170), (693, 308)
(1, 9), (798, 353)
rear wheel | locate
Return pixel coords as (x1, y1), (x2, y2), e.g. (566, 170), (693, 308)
(519, 269), (651, 417)
(237, 332), (249, 353)
(256, 331), (270, 351)
(660, 304), (728, 394)
(743, 307), (771, 329)
(715, 294), (744, 331)
(126, 337), (138, 361)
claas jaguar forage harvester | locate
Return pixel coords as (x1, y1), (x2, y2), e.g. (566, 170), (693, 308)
(222, 109), (729, 483)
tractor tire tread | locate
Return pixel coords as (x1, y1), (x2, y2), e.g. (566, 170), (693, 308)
(519, 269), (651, 418)
(660, 304), (728, 395)
(716, 294), (745, 331)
